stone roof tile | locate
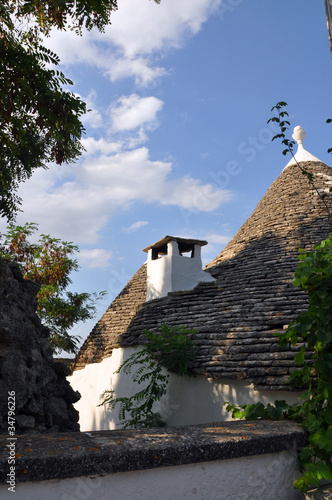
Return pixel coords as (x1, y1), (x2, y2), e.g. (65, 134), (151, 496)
(71, 161), (332, 390)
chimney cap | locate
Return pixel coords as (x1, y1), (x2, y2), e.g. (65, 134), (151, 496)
(143, 235), (208, 254)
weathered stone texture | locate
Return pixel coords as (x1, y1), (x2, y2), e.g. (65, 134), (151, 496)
(71, 162), (332, 390)
(0, 259), (80, 433)
(71, 264), (147, 371)
(0, 420), (307, 484)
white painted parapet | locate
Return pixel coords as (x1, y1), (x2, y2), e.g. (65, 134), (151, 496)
(144, 236), (215, 301)
(2, 452), (304, 500)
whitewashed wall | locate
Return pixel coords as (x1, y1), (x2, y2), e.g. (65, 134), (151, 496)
(146, 253), (214, 301)
(1, 451), (304, 500)
(68, 347), (302, 431)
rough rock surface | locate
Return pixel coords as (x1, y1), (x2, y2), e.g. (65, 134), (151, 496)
(0, 259), (80, 434)
(0, 420), (307, 484)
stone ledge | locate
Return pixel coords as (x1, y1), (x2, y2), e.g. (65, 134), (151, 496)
(0, 420), (307, 484)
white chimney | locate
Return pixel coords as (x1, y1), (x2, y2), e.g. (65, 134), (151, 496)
(143, 236), (215, 301)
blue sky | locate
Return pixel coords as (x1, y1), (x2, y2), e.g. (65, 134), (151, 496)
(3, 0), (332, 352)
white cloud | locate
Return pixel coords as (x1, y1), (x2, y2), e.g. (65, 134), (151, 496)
(81, 137), (122, 156)
(78, 249), (113, 268)
(82, 90), (103, 129)
(110, 94), (163, 132)
(204, 233), (232, 245)
(159, 176), (232, 212)
(122, 221), (149, 233)
(102, 0), (222, 58)
(8, 0), (228, 247)
(76, 147), (231, 212)
(201, 232), (232, 260)
(43, 0), (222, 85)
(12, 146), (231, 245)
(106, 56), (167, 86)
(124, 128), (150, 149)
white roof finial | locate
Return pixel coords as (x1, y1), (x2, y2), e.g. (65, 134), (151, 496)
(285, 126), (321, 168)
(292, 125), (306, 145)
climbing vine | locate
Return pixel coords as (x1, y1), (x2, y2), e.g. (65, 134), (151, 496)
(99, 323), (198, 429)
(268, 102), (332, 219)
(226, 236), (332, 491)
(225, 106), (332, 492)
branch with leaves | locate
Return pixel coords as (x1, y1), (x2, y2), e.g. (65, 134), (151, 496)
(0, 0), (161, 221)
(225, 236), (332, 492)
(0, 222), (106, 353)
(99, 323), (198, 429)
(267, 101), (332, 220)
(225, 105), (332, 492)
(0, 6), (86, 220)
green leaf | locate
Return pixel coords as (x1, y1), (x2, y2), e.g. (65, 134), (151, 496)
(271, 133), (284, 141)
(0, 222), (104, 353)
(99, 324), (198, 428)
(267, 117), (280, 123)
(294, 346), (305, 365)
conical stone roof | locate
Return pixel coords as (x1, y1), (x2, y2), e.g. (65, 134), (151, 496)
(208, 161), (332, 266)
(71, 160), (332, 390)
(71, 265), (147, 370)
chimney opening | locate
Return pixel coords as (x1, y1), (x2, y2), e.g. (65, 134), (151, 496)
(143, 236), (215, 301)
(178, 242), (195, 258)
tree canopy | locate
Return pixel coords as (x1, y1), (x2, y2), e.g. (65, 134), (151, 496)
(11, 0), (119, 34)
(0, 222), (106, 353)
(0, 0), (160, 221)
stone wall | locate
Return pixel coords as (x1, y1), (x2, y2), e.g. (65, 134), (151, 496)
(0, 258), (80, 434)
(0, 420), (306, 500)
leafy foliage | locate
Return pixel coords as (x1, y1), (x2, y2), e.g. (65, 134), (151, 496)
(267, 101), (295, 156)
(0, 0), (160, 220)
(144, 322), (199, 376)
(0, 222), (106, 353)
(224, 399), (299, 421)
(0, 5), (86, 220)
(12, 0), (119, 35)
(226, 107), (332, 491)
(99, 323), (198, 429)
(100, 348), (168, 429)
(225, 113), (332, 491)
(278, 236), (332, 491)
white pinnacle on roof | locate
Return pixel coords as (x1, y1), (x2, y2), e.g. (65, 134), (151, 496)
(285, 126), (322, 168)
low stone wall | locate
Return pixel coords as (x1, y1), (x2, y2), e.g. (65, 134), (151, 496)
(0, 420), (307, 500)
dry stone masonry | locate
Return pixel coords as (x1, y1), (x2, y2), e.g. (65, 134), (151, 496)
(0, 259), (80, 434)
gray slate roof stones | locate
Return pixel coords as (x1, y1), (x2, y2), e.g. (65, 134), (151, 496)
(71, 161), (332, 390)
